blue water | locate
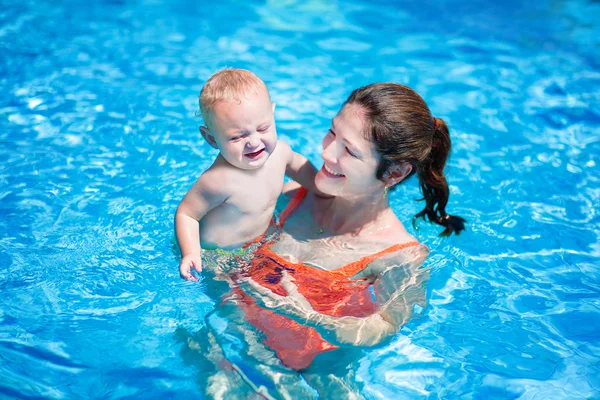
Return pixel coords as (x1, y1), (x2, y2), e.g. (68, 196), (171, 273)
(1, 0), (599, 398)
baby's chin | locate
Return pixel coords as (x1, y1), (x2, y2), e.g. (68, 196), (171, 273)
(229, 154), (270, 170)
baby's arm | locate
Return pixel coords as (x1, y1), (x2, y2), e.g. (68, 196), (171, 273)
(280, 141), (323, 194)
(175, 170), (229, 281)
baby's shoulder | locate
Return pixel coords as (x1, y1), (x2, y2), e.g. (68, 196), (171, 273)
(275, 139), (292, 152)
(271, 140), (293, 161)
(195, 159), (238, 196)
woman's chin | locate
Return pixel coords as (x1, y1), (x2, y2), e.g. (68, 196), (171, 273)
(315, 173), (341, 196)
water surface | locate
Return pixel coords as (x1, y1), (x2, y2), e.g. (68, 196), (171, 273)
(1, 0), (599, 398)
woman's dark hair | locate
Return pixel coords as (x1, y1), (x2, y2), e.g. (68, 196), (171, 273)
(345, 83), (466, 236)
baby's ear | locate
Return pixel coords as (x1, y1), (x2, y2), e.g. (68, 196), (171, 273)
(200, 126), (218, 149)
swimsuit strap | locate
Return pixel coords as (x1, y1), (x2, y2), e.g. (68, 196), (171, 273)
(337, 241), (422, 278)
(280, 187), (308, 227)
(277, 187), (422, 277)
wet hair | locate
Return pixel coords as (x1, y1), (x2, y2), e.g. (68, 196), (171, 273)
(199, 68), (270, 127)
(344, 83), (466, 236)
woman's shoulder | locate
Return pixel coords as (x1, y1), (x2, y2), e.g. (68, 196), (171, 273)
(380, 213), (422, 247)
(371, 235), (427, 262)
(360, 218), (428, 271)
(388, 228), (429, 262)
(349, 236), (427, 280)
(359, 240), (428, 278)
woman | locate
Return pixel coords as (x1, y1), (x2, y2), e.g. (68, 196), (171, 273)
(231, 82), (466, 374)
(180, 82), (464, 399)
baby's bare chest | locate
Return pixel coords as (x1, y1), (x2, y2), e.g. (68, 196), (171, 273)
(199, 164), (286, 248)
(226, 164), (286, 215)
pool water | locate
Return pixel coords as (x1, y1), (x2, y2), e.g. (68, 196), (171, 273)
(1, 0), (599, 398)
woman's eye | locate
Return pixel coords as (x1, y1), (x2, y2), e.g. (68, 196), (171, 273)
(345, 147), (357, 157)
(328, 129), (336, 137)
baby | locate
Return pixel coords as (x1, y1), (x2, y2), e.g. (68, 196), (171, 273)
(175, 69), (319, 281)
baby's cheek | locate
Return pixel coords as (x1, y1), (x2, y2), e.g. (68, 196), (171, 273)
(226, 143), (243, 158)
(266, 135), (278, 152)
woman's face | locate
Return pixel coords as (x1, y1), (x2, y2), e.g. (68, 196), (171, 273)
(315, 104), (385, 197)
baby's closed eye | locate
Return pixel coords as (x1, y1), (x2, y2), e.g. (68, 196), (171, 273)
(257, 125), (270, 133)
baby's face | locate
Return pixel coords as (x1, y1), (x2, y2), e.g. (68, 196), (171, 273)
(208, 89), (277, 170)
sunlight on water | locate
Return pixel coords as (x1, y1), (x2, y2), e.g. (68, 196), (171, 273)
(1, 0), (599, 398)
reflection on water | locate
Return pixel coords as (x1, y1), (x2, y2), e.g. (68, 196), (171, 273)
(1, 0), (599, 398)
(174, 229), (431, 398)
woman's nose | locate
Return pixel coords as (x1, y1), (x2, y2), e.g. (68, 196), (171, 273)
(321, 139), (337, 163)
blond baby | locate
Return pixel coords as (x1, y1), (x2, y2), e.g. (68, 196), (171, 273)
(175, 69), (319, 280)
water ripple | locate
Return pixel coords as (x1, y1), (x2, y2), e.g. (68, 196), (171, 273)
(1, 0), (599, 398)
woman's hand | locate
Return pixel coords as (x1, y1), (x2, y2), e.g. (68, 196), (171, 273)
(243, 271), (316, 317)
(241, 271), (395, 347)
(279, 271), (316, 311)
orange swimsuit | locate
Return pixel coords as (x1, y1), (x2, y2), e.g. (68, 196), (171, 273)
(235, 188), (421, 370)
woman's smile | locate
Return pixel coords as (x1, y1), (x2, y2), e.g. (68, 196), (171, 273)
(321, 164), (345, 178)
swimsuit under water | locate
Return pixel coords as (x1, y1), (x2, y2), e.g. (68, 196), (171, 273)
(234, 187), (422, 370)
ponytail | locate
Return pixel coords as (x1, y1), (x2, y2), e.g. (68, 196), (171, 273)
(413, 117), (466, 236)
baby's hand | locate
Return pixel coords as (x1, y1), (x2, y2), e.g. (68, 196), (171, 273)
(179, 253), (202, 281)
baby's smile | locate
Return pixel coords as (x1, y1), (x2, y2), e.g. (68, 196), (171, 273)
(244, 148), (266, 159)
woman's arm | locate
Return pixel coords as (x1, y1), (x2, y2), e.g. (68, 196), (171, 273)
(373, 253), (430, 329)
(244, 271), (395, 347)
(282, 181), (302, 197)
(281, 271), (397, 346)
(243, 248), (429, 347)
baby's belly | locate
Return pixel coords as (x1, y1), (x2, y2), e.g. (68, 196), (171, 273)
(200, 210), (273, 250)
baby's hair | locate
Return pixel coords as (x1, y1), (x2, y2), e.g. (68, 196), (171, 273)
(199, 68), (269, 127)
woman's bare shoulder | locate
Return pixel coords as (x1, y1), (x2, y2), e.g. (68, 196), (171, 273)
(359, 217), (427, 272)
(382, 214), (420, 246)
(360, 241), (427, 280)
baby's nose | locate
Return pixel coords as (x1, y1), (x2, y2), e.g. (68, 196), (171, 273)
(247, 134), (261, 148)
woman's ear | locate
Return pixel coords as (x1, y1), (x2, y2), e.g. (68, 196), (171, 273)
(383, 163), (412, 186)
(200, 126), (219, 149)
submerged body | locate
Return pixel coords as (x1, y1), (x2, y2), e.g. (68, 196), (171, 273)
(179, 82), (463, 397)
(222, 82), (464, 372)
(233, 187), (429, 370)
